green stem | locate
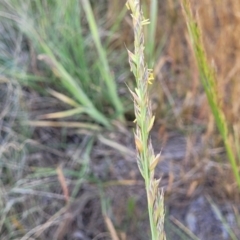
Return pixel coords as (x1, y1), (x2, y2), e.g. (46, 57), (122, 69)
(224, 138), (240, 188)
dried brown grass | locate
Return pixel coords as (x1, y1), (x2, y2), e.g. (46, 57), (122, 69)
(162, 0), (240, 134)
(195, 0), (240, 134)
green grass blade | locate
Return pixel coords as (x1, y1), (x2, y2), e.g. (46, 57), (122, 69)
(146, 0), (158, 68)
(81, 0), (124, 120)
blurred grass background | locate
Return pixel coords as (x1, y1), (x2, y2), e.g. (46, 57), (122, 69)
(1, 0), (240, 239)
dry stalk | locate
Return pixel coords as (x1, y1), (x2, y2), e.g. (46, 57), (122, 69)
(126, 0), (165, 239)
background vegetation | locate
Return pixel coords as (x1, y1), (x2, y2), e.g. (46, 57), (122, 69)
(1, 0), (240, 239)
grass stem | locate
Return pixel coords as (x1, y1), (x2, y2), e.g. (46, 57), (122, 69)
(126, 1), (165, 239)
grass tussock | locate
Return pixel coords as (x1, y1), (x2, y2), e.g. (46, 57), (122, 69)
(0, 0), (126, 127)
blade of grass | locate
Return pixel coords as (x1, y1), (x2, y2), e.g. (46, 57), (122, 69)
(146, 0), (158, 68)
(47, 89), (79, 108)
(81, 0), (124, 120)
(25, 121), (101, 131)
(38, 107), (86, 119)
(97, 135), (135, 158)
(233, 125), (240, 163)
(207, 195), (238, 240)
(71, 137), (94, 198)
(169, 216), (200, 240)
(57, 164), (70, 203)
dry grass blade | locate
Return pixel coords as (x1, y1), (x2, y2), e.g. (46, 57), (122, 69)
(38, 107), (85, 119)
(20, 206), (68, 240)
(10, 216), (25, 233)
(103, 215), (120, 240)
(206, 195), (238, 240)
(54, 193), (96, 240)
(25, 121), (101, 131)
(57, 165), (69, 203)
(169, 216), (200, 240)
(47, 89), (79, 107)
(97, 135), (135, 158)
(0, 76), (10, 83)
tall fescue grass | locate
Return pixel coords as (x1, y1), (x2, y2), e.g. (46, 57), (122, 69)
(0, 0), (125, 127)
(181, 0), (240, 188)
(126, 0), (165, 239)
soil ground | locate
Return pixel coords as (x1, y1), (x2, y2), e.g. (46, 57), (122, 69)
(1, 83), (240, 240)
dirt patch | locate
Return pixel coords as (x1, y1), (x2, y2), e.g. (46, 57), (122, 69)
(1, 82), (240, 240)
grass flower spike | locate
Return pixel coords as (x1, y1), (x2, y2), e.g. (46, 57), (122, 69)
(126, 0), (166, 239)
(181, 0), (240, 189)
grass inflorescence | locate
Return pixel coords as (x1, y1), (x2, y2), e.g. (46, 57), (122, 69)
(126, 0), (165, 239)
(181, 0), (240, 189)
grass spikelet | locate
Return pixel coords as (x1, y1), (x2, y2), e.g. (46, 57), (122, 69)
(126, 0), (166, 239)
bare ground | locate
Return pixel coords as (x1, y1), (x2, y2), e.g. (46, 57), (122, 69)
(1, 83), (240, 240)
